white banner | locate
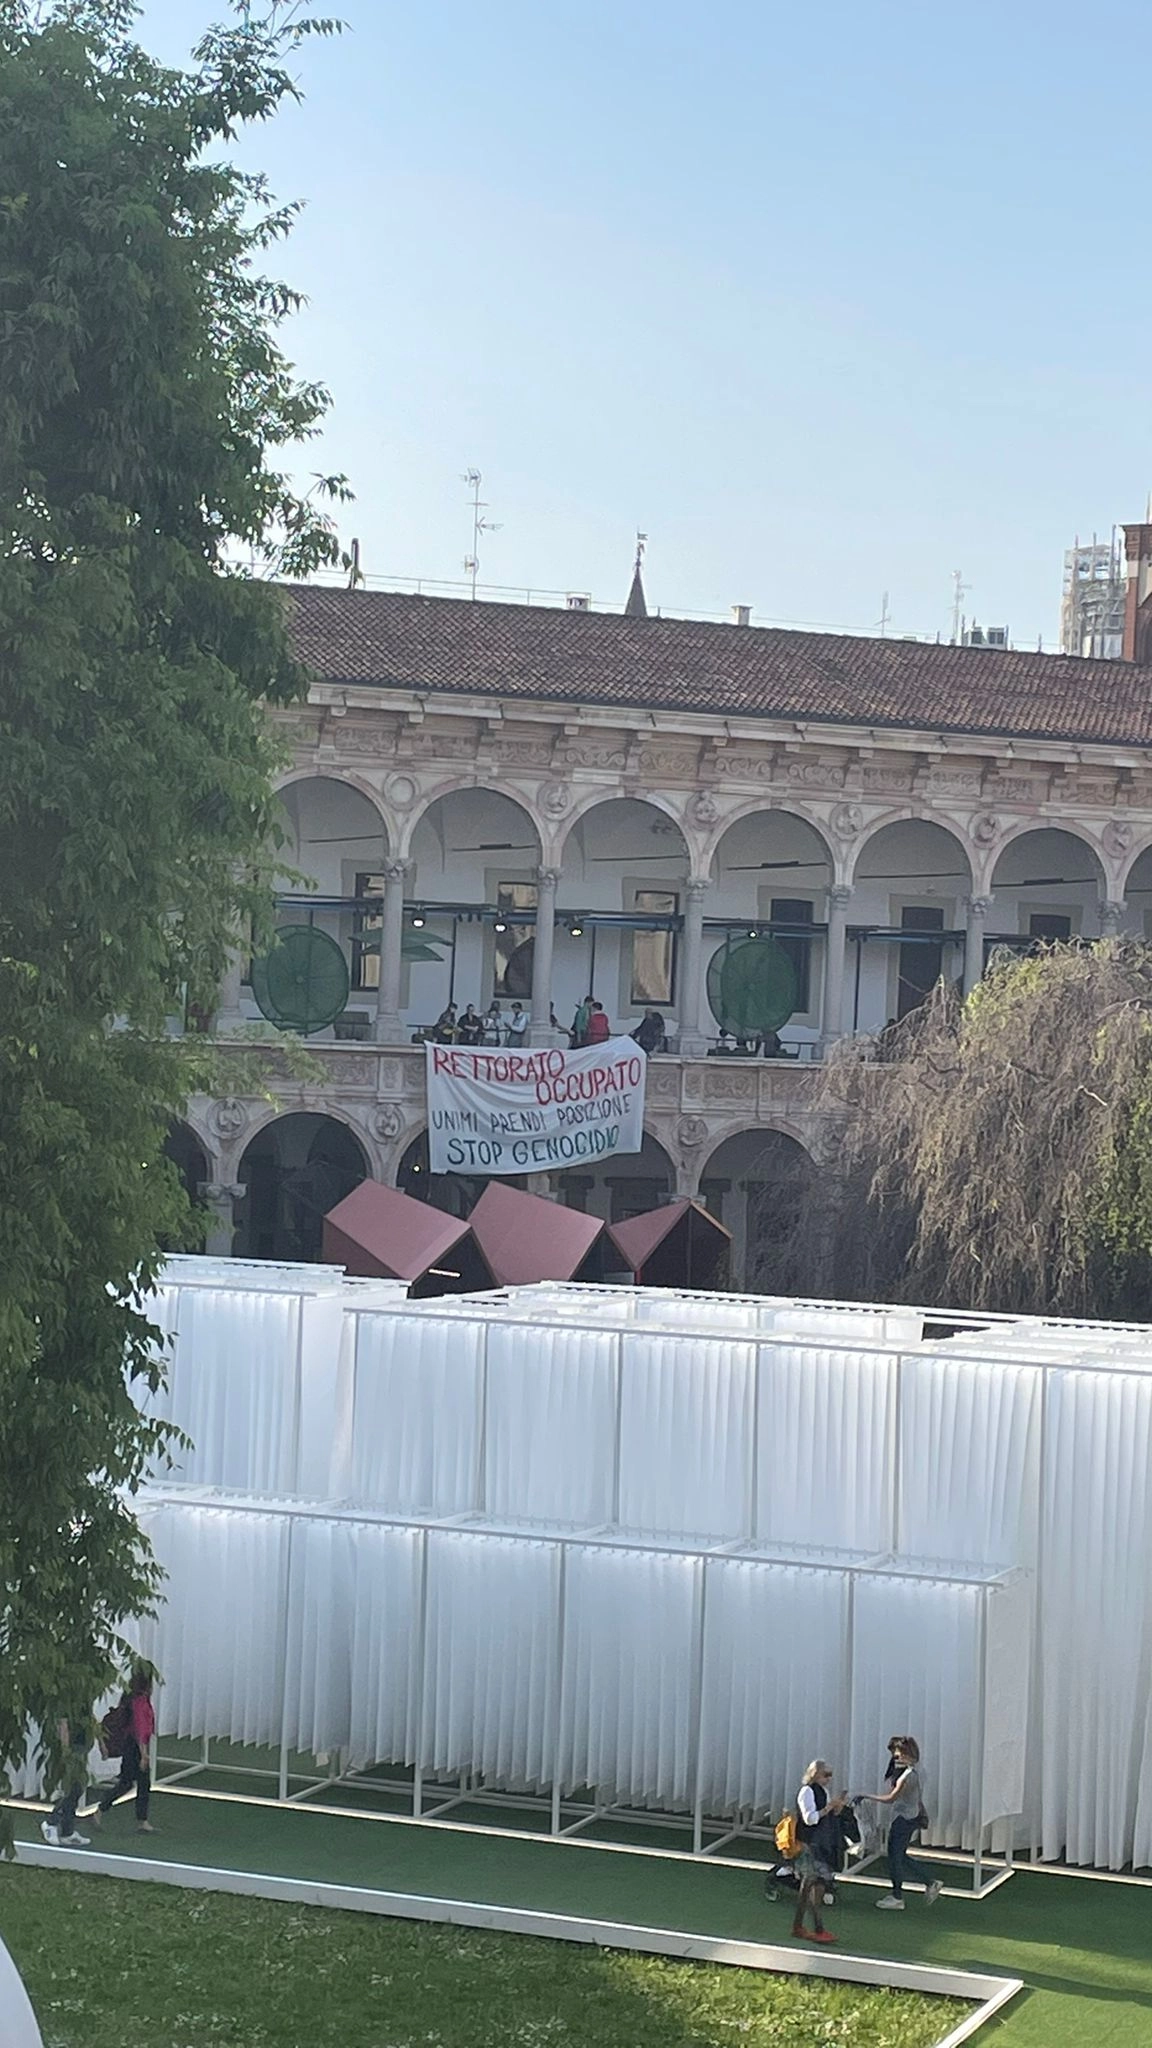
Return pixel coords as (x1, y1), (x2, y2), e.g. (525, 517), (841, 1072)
(425, 1036), (647, 1177)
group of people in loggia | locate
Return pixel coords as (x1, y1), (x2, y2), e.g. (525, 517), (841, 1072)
(777, 1734), (943, 1943)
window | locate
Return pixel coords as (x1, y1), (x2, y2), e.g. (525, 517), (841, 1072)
(896, 905), (945, 1019)
(770, 897), (815, 1013)
(631, 889), (678, 1006)
(494, 881), (537, 996)
(351, 872), (384, 990)
(1028, 911), (1072, 944)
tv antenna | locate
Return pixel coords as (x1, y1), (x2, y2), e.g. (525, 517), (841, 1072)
(462, 468), (501, 599)
(876, 591), (891, 637)
(950, 568), (971, 645)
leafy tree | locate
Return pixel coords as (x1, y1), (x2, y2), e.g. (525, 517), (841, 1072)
(0, 0), (346, 1846)
(766, 943), (1152, 1317)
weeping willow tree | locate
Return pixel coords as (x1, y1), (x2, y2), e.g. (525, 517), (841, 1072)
(758, 941), (1152, 1318)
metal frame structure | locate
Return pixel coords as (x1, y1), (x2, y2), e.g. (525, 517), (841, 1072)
(143, 1483), (1024, 1898)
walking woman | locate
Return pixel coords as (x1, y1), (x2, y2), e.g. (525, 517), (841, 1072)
(791, 1759), (845, 1943)
(94, 1667), (155, 1834)
(859, 1736), (941, 1910)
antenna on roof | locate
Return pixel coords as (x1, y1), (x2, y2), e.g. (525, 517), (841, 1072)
(950, 569), (971, 645)
(876, 591), (891, 637)
(346, 537), (363, 590)
(462, 468), (501, 600)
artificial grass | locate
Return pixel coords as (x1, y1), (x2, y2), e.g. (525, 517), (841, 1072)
(7, 1785), (1152, 2044)
(0, 1865), (954, 2048)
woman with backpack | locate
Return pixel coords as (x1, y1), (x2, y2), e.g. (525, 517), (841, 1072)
(93, 1667), (155, 1834)
(790, 1759), (846, 1943)
(858, 1735), (942, 1910)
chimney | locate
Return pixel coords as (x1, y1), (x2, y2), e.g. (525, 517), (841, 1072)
(566, 593), (591, 611)
(731, 604), (751, 628)
(1122, 523), (1152, 661)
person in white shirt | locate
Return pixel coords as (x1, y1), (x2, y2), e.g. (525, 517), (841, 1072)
(791, 1759), (845, 1943)
(505, 1002), (528, 1045)
(858, 1735), (942, 1909)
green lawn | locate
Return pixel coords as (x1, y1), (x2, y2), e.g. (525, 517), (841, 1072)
(6, 1782), (1152, 2045)
(1, 1866), (955, 2048)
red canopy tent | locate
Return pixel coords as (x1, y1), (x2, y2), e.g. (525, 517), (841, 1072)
(322, 1181), (495, 1297)
(467, 1181), (626, 1287)
(609, 1199), (731, 1291)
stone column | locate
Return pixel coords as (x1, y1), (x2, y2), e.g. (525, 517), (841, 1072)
(963, 894), (993, 995)
(821, 885), (852, 1044)
(529, 867), (560, 1044)
(1099, 899), (1126, 938)
(199, 1182), (245, 1257)
(374, 858), (410, 1044)
(214, 949), (246, 1033)
(677, 876), (710, 1056)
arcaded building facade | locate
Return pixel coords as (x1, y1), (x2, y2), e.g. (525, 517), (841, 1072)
(179, 579), (1152, 1285)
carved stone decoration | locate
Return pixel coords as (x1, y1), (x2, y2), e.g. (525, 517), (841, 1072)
(970, 812), (1001, 845)
(327, 1054), (375, 1087)
(646, 1064), (679, 1102)
(378, 1059), (403, 1093)
(689, 789), (718, 826)
(1103, 819), (1133, 860)
(384, 774), (418, 810)
(677, 1115), (708, 1149)
(372, 1104), (404, 1141)
(210, 1098), (248, 1138)
(830, 802), (863, 840)
(539, 780), (573, 820)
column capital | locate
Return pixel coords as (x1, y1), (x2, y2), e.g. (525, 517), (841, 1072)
(199, 1181), (246, 1205)
(965, 894), (993, 920)
(535, 865), (561, 892)
(382, 858), (411, 886)
(828, 883), (853, 909)
(685, 874), (711, 903)
(1100, 899), (1126, 933)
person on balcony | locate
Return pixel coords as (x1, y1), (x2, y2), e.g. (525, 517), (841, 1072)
(505, 1002), (528, 1046)
(482, 1002), (502, 1045)
(433, 1003), (457, 1043)
(632, 1010), (666, 1055)
(585, 1001), (611, 1045)
(457, 1004), (483, 1046)
(570, 994), (594, 1047)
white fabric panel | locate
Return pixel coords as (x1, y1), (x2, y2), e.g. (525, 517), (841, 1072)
(482, 1325), (617, 1525)
(755, 1345), (897, 1552)
(981, 1570), (1031, 1825)
(899, 1356), (1042, 1566)
(697, 1559), (848, 1814)
(847, 1572), (982, 1847)
(559, 1545), (698, 1807)
(137, 1502), (287, 1748)
(422, 1531), (559, 1788)
(347, 1524), (423, 1768)
(351, 1313), (482, 1513)
(296, 1295), (355, 1499)
(616, 1336), (755, 1537)
(141, 1286), (303, 1494)
(1040, 1368), (1152, 1869)
(282, 1518), (355, 1757)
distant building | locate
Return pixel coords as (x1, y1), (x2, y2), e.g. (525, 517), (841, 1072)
(1061, 536), (1126, 660)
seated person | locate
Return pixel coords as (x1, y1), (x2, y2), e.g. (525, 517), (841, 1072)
(632, 1009), (666, 1055)
(457, 1003), (483, 1045)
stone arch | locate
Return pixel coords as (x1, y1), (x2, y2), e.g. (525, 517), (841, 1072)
(1118, 832), (1152, 897)
(395, 1125), (527, 1218)
(848, 810), (974, 891)
(698, 1123), (817, 1293)
(273, 766), (392, 846)
(701, 799), (836, 878)
(555, 798), (692, 1033)
(234, 1109), (369, 1263)
(402, 780), (544, 863)
(1120, 838), (1152, 934)
(557, 789), (691, 866)
(985, 817), (1107, 891)
(988, 824), (1108, 942)
(555, 1127), (676, 1225)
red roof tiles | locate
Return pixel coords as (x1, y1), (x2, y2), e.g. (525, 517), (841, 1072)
(285, 585), (1152, 751)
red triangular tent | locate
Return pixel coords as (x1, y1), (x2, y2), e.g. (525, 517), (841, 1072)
(322, 1180), (495, 1296)
(609, 1199), (730, 1290)
(468, 1181), (624, 1287)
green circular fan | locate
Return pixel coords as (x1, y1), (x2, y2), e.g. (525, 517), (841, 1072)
(250, 925), (350, 1034)
(707, 937), (798, 1037)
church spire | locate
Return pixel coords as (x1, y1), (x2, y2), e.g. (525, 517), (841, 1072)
(625, 530), (649, 618)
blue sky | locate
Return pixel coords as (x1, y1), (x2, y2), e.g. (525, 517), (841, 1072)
(139, 0), (1152, 645)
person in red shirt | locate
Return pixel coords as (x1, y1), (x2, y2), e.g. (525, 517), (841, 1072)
(584, 1000), (611, 1044)
(93, 1667), (156, 1834)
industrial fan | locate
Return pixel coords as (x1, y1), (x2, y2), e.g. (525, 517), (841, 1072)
(250, 926), (350, 1035)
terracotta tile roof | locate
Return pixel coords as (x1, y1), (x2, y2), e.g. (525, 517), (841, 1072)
(286, 585), (1152, 750)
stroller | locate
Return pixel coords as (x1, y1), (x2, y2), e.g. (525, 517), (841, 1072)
(764, 1797), (863, 1904)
